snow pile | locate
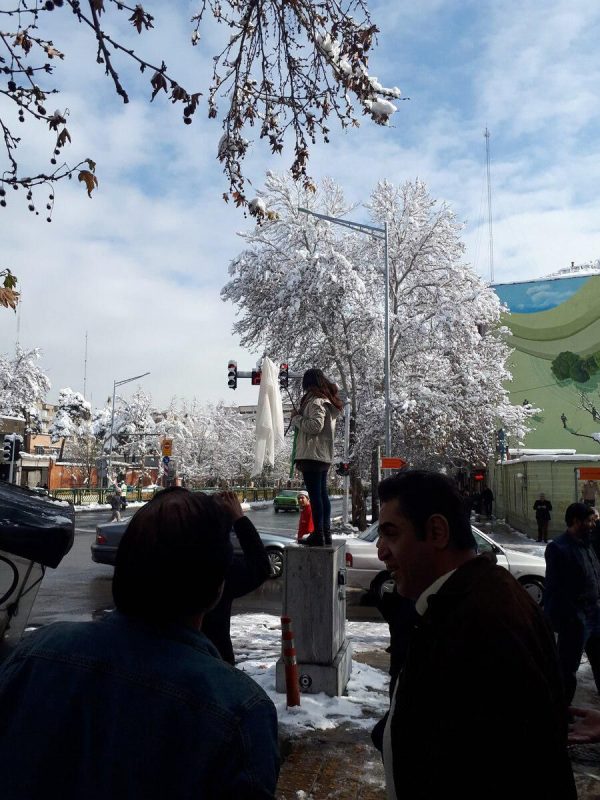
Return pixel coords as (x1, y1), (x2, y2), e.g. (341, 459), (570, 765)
(231, 613), (390, 732)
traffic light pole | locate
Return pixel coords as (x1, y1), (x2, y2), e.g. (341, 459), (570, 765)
(8, 439), (14, 485)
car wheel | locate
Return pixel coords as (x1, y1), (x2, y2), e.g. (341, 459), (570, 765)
(274, 507), (279, 513)
(266, 548), (284, 579)
(518, 576), (544, 605)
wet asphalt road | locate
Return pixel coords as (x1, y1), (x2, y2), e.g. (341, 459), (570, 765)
(27, 498), (382, 628)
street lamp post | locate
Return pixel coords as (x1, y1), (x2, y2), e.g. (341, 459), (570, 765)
(107, 371), (151, 484)
(297, 207), (392, 457)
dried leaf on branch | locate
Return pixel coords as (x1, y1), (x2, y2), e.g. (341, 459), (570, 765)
(78, 170), (99, 198)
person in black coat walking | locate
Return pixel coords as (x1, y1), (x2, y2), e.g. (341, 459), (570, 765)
(202, 492), (271, 665)
(533, 492), (553, 543)
(544, 502), (600, 705)
(481, 485), (494, 517)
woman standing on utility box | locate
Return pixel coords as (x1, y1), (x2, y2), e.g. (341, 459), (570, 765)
(291, 369), (343, 547)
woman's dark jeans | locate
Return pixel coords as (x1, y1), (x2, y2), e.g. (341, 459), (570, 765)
(302, 470), (330, 533)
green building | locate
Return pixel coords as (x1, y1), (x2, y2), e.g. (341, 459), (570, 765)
(490, 272), (600, 536)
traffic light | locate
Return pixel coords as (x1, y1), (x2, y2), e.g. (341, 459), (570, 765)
(335, 461), (351, 476)
(227, 359), (237, 390)
(251, 370), (261, 386)
(13, 437), (21, 460)
(3, 437), (13, 463)
(278, 363), (289, 390)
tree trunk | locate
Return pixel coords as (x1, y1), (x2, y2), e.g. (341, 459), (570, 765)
(371, 444), (381, 522)
(350, 469), (367, 530)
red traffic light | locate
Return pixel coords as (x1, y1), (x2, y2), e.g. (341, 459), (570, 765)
(251, 370), (262, 385)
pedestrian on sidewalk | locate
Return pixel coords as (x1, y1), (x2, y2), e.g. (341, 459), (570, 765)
(544, 502), (600, 705)
(0, 487), (279, 799)
(481, 485), (494, 517)
(533, 492), (553, 542)
(374, 470), (575, 800)
(581, 478), (600, 507)
(296, 490), (315, 542)
(291, 368), (342, 547)
(109, 488), (122, 522)
(119, 480), (128, 510)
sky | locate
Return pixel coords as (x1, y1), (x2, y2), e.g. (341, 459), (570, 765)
(1, 0), (600, 410)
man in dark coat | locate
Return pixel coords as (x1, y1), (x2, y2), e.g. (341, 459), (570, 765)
(544, 501), (600, 704)
(203, 492), (271, 664)
(374, 470), (575, 800)
(481, 485), (494, 516)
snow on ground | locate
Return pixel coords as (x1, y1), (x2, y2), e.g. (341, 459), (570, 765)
(230, 613), (391, 733)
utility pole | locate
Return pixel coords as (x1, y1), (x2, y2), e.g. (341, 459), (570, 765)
(484, 127), (495, 284)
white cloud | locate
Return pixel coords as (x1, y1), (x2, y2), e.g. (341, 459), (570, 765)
(1, 0), (600, 412)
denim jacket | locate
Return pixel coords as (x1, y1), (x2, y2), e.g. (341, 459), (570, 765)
(0, 612), (279, 799)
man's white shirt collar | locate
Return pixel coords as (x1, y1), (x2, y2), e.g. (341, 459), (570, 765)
(415, 569), (457, 616)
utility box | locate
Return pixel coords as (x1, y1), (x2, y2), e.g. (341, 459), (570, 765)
(275, 542), (352, 697)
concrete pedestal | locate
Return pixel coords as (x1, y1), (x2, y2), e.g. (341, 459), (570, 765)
(275, 542), (352, 697)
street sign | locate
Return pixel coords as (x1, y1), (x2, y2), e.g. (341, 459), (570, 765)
(380, 457), (407, 470)
(578, 467), (600, 480)
(161, 438), (173, 457)
(162, 456), (170, 465)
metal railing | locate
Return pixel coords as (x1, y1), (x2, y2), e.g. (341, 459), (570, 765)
(51, 486), (278, 505)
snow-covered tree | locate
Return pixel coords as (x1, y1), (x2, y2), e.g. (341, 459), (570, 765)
(162, 399), (213, 486)
(49, 387), (91, 442)
(222, 174), (532, 523)
(47, 387), (95, 480)
(367, 179), (531, 467)
(106, 389), (160, 475)
(205, 402), (257, 486)
(221, 172), (379, 524)
(0, 346), (50, 430)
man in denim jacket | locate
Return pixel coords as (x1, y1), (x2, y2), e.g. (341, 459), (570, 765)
(0, 487), (279, 800)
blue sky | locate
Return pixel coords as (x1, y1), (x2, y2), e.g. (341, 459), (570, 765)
(1, 0), (599, 409)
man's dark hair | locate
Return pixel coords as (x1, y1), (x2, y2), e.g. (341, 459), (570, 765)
(378, 470), (476, 550)
(565, 502), (594, 527)
(113, 487), (233, 622)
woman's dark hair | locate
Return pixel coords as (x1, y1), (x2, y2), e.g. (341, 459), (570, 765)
(378, 470), (476, 551)
(300, 368), (343, 411)
(113, 487), (233, 622)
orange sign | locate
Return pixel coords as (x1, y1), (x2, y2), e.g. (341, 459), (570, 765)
(381, 457), (407, 470)
(578, 467), (600, 480)
(161, 438), (173, 457)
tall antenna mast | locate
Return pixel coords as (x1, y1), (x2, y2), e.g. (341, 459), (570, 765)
(484, 127), (495, 283)
(83, 330), (88, 398)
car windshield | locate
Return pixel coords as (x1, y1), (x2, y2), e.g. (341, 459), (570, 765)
(279, 490), (297, 497)
(472, 527), (501, 554)
(358, 522), (379, 543)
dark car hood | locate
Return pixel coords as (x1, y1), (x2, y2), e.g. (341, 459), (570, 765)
(0, 482), (74, 568)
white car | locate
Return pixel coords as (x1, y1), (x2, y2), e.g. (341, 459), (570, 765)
(344, 522), (546, 604)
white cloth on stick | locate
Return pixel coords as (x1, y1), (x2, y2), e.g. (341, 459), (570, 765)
(253, 357), (285, 476)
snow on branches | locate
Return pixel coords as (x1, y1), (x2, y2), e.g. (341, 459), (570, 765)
(48, 387), (91, 441)
(222, 173), (532, 472)
(0, 0), (400, 219)
(0, 346), (51, 427)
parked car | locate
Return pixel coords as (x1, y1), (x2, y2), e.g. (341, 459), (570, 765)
(91, 515), (294, 579)
(344, 522), (546, 604)
(273, 489), (300, 513)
